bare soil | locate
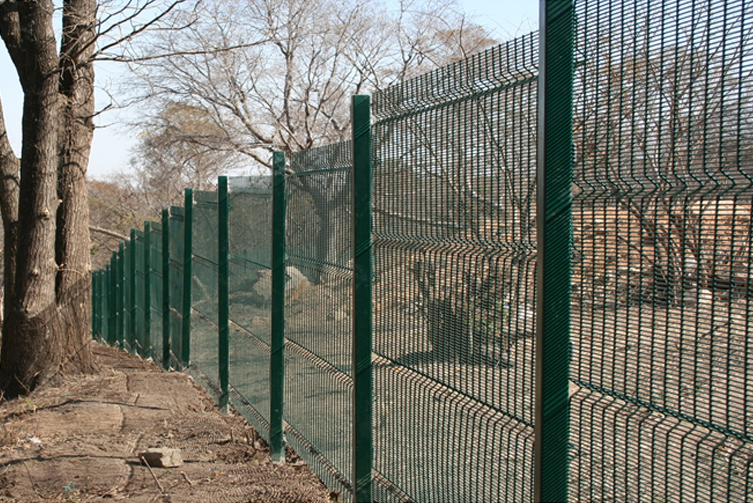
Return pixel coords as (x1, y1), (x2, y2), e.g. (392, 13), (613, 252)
(0, 343), (335, 503)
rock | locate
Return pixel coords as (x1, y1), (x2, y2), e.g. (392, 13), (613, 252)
(139, 448), (183, 468)
(252, 266), (309, 304)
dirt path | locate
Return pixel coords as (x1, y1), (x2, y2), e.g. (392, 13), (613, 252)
(0, 344), (334, 502)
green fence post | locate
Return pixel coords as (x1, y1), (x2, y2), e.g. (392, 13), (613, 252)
(97, 271), (103, 340)
(118, 243), (126, 348)
(535, 1), (575, 502)
(114, 252), (119, 345)
(182, 189), (193, 368)
(351, 94), (373, 502)
(129, 229), (137, 351)
(91, 271), (97, 340)
(270, 151), (287, 462)
(95, 271), (100, 340)
(144, 221), (152, 359)
(123, 240), (130, 350)
(218, 177), (230, 413)
(115, 251), (120, 347)
(162, 209), (171, 370)
(106, 262), (113, 344)
(114, 256), (119, 346)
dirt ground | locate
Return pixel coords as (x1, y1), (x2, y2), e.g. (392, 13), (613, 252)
(0, 343), (335, 503)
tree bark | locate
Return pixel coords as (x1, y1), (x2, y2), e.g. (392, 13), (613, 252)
(54, 0), (97, 374)
(0, 0), (63, 397)
(0, 0), (96, 397)
(0, 99), (20, 327)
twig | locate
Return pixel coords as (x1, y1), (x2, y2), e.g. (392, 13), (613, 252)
(89, 225), (129, 241)
(180, 471), (194, 486)
(139, 456), (167, 495)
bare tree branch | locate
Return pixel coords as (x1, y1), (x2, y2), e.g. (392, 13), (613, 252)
(89, 225), (128, 241)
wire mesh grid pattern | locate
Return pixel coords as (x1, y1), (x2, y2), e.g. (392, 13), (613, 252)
(149, 221), (163, 363)
(370, 33), (539, 502)
(89, 1), (753, 500)
(285, 142), (355, 496)
(570, 0), (753, 501)
(227, 178), (274, 438)
(191, 190), (222, 391)
(167, 208), (184, 367)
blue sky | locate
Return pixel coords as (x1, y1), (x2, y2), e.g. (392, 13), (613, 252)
(0, 1), (537, 179)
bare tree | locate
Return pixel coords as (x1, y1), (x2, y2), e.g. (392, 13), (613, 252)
(122, 0), (495, 280)
(128, 101), (243, 211)
(0, 0), (189, 397)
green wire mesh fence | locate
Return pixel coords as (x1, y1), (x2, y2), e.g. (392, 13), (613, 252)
(370, 31), (539, 503)
(89, 1), (753, 500)
(227, 176), (274, 439)
(285, 141), (355, 495)
(191, 190), (222, 395)
(168, 205), (186, 368)
(149, 219), (164, 365)
(570, 0), (753, 501)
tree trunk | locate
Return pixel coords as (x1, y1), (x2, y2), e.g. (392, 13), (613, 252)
(0, 0), (63, 397)
(0, 100), (20, 327)
(54, 0), (97, 375)
(0, 0), (96, 397)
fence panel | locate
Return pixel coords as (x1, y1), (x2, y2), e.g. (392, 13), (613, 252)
(134, 229), (146, 354)
(370, 34), (539, 503)
(169, 206), (187, 367)
(226, 175), (274, 439)
(570, 1), (753, 501)
(105, 262), (113, 344)
(285, 141), (354, 498)
(192, 190), (221, 392)
(150, 220), (164, 365)
(124, 234), (136, 351)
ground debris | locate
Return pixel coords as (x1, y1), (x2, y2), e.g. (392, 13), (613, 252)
(139, 447), (183, 468)
(0, 343), (331, 502)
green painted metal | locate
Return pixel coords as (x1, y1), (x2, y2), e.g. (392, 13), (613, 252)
(118, 243), (126, 348)
(351, 94), (373, 503)
(143, 221), (152, 358)
(285, 141), (353, 496)
(100, 270), (105, 341)
(190, 190), (221, 393)
(535, 1), (574, 502)
(106, 262), (113, 344)
(129, 229), (137, 351)
(270, 152), (287, 462)
(167, 206), (184, 368)
(162, 209), (171, 370)
(218, 177), (230, 413)
(182, 189), (193, 368)
(134, 230), (145, 353)
(126, 239), (131, 350)
(91, 272), (97, 340)
(87, 6), (753, 499)
(94, 271), (99, 340)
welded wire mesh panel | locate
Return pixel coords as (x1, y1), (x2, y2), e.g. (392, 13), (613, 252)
(371, 35), (539, 502)
(123, 242), (133, 352)
(570, 1), (753, 501)
(150, 221), (164, 364)
(134, 230), (146, 354)
(192, 190), (220, 389)
(107, 263), (116, 345)
(286, 142), (353, 497)
(169, 207), (186, 366)
(227, 176), (273, 438)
